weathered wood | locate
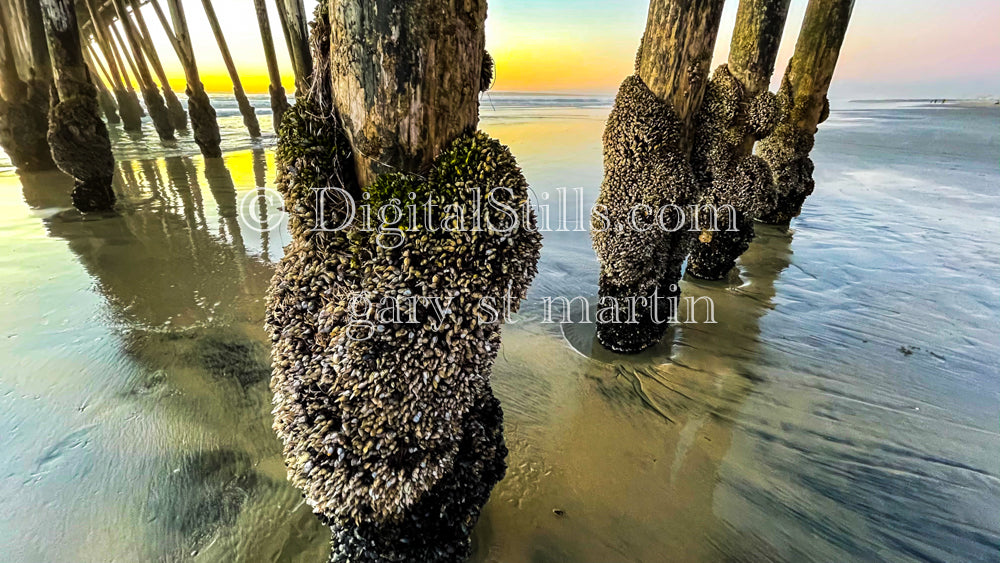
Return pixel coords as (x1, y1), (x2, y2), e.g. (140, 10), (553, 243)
(128, 0), (186, 130)
(86, 42), (113, 87)
(0, 0), (54, 171)
(83, 0), (123, 89)
(18, 0), (51, 78)
(157, 0), (222, 157)
(329, 0), (488, 186)
(253, 0), (289, 133)
(108, 17), (141, 88)
(636, 0), (728, 150)
(84, 0), (143, 131)
(148, 0), (182, 61)
(39, 0), (116, 211)
(199, 0), (260, 137)
(756, 0), (855, 224)
(782, 0), (853, 133)
(84, 43), (122, 124)
(0, 0), (26, 100)
(729, 0), (791, 95)
(274, 0), (311, 92)
(112, 0), (175, 140)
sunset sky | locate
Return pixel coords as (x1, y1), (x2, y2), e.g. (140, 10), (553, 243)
(124, 0), (1000, 99)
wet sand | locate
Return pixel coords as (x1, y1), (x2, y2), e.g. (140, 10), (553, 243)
(0, 97), (997, 561)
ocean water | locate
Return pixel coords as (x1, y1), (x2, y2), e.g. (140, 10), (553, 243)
(0, 93), (997, 562)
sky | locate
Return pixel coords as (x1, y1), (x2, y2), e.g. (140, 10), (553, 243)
(117, 0), (1000, 99)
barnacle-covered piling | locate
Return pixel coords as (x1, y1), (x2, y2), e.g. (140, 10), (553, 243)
(253, 0), (290, 133)
(111, 0), (175, 141)
(756, 0), (855, 224)
(84, 0), (143, 132)
(40, 0), (115, 211)
(127, 0), (186, 130)
(0, 1), (54, 171)
(687, 68), (780, 280)
(593, 0), (726, 353)
(83, 45), (122, 124)
(200, 0), (261, 138)
(152, 0), (222, 157)
(687, 0), (791, 280)
(267, 2), (539, 561)
(268, 126), (540, 562)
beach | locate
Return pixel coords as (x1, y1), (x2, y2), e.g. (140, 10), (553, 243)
(0, 95), (997, 561)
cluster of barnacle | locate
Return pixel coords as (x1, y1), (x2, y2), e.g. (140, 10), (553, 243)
(756, 70), (826, 225)
(0, 77), (53, 172)
(592, 74), (696, 353)
(140, 86), (174, 140)
(687, 65), (781, 280)
(480, 51), (495, 93)
(187, 88), (222, 158)
(266, 96), (541, 559)
(46, 79), (116, 211)
(115, 88), (144, 132)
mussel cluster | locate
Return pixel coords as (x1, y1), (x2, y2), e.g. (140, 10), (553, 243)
(0, 77), (53, 172)
(687, 64), (781, 280)
(756, 69), (829, 225)
(46, 79), (116, 211)
(592, 74), (696, 353)
(266, 93), (541, 560)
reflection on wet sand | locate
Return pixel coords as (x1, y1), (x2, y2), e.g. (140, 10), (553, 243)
(473, 227), (793, 562)
(14, 158), (327, 561)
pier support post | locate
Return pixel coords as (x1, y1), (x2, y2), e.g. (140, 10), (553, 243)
(111, 0), (175, 140)
(108, 17), (146, 117)
(200, 0), (261, 138)
(154, 0), (222, 157)
(266, 3), (540, 562)
(0, 0), (54, 171)
(253, 0), (289, 133)
(686, 0), (791, 279)
(84, 45), (122, 124)
(756, 0), (855, 224)
(85, 0), (143, 131)
(128, 0), (186, 130)
(39, 0), (116, 211)
(274, 0), (311, 93)
(592, 0), (727, 353)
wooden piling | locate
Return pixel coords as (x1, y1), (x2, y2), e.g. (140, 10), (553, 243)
(200, 0), (261, 138)
(0, 0), (54, 171)
(730, 0), (792, 106)
(154, 0), (221, 157)
(99, 3), (148, 124)
(84, 0), (142, 131)
(592, 0), (728, 353)
(636, 0), (729, 151)
(111, 0), (175, 140)
(19, 0), (52, 79)
(686, 0), (793, 280)
(84, 44), (122, 124)
(39, 0), (116, 211)
(269, 5), (540, 561)
(274, 0), (311, 93)
(128, 0), (187, 130)
(109, 17), (141, 87)
(328, 0), (487, 186)
(756, 0), (855, 224)
(0, 1), (27, 101)
(253, 0), (289, 133)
